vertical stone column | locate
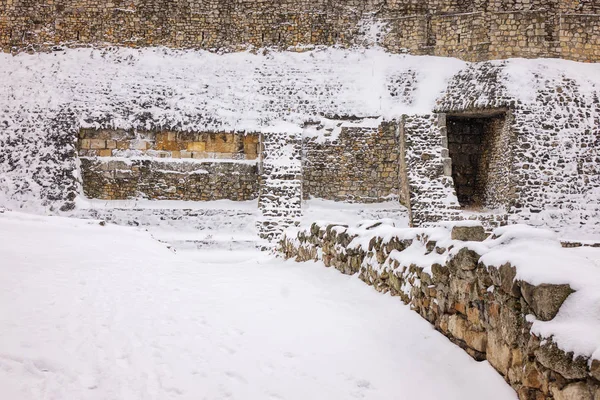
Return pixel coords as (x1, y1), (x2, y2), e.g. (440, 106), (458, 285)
(257, 128), (302, 244)
(401, 114), (461, 226)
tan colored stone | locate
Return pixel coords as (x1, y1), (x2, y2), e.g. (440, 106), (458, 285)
(192, 151), (209, 159)
(98, 149), (112, 157)
(522, 362), (542, 389)
(464, 329), (487, 352)
(171, 150), (181, 158)
(551, 382), (593, 400)
(80, 139), (91, 149)
(486, 330), (512, 375)
(116, 140), (129, 149)
(448, 314), (467, 341)
(90, 139), (106, 149)
(187, 142), (206, 152)
(215, 133), (235, 153)
(467, 307), (481, 326)
(106, 140), (116, 149)
(131, 140), (149, 150)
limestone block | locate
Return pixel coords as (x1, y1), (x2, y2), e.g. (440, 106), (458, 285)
(486, 329), (512, 375)
(448, 314), (467, 340)
(98, 149), (112, 157)
(451, 225), (487, 241)
(591, 359), (600, 381)
(522, 362), (543, 389)
(551, 382), (593, 400)
(187, 142), (206, 152)
(90, 139), (106, 149)
(131, 140), (149, 150)
(106, 140), (117, 149)
(464, 329), (487, 352)
(215, 134), (235, 153)
(535, 343), (588, 380)
(520, 281), (574, 321)
(448, 247), (481, 271)
(80, 139), (91, 149)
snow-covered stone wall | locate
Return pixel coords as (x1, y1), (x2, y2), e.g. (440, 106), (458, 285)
(434, 60), (600, 237)
(2, 0), (599, 62)
(0, 47), (462, 211)
(280, 222), (600, 400)
(302, 122), (401, 203)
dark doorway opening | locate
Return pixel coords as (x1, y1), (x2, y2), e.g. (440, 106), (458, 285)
(446, 111), (507, 209)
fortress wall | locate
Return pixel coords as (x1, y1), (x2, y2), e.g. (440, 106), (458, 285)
(1, 0), (599, 62)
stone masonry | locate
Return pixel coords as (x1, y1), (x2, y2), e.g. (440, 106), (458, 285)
(2, 0), (599, 62)
(302, 122), (401, 203)
(280, 222), (600, 400)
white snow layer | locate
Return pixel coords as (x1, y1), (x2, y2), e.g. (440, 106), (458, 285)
(0, 211), (517, 400)
(0, 47), (466, 132)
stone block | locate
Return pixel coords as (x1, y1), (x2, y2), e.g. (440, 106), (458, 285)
(464, 329), (487, 352)
(98, 149), (113, 157)
(187, 142), (206, 152)
(551, 382), (593, 400)
(90, 139), (106, 149)
(486, 330), (512, 375)
(451, 225), (487, 241)
(591, 359), (600, 380)
(171, 150), (181, 158)
(131, 140), (149, 150)
(192, 151), (209, 159)
(215, 134), (235, 153)
(448, 314), (467, 340)
(116, 141), (129, 149)
(106, 140), (116, 149)
(448, 247), (480, 271)
(80, 139), (91, 149)
(180, 151), (192, 158)
(535, 343), (588, 380)
(522, 362), (543, 389)
(520, 282), (574, 321)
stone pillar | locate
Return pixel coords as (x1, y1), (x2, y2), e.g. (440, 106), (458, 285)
(257, 128), (302, 244)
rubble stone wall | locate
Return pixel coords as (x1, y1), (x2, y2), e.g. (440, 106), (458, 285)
(435, 61), (600, 234)
(78, 129), (260, 201)
(2, 0), (599, 62)
(80, 158), (259, 201)
(302, 123), (401, 203)
(280, 222), (600, 400)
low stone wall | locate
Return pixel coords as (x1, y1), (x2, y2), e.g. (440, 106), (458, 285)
(80, 158), (258, 201)
(280, 222), (600, 400)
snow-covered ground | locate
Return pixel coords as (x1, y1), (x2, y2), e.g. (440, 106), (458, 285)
(0, 211), (516, 400)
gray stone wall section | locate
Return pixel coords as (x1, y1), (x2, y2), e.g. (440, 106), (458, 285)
(258, 131), (302, 242)
(401, 114), (461, 226)
(436, 61), (600, 233)
(80, 158), (259, 201)
(302, 123), (400, 203)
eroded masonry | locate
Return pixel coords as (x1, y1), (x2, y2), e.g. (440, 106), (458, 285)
(2, 0), (600, 62)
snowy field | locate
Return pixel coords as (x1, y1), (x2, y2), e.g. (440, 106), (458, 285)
(0, 211), (517, 400)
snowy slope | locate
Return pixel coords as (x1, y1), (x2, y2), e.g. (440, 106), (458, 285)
(0, 211), (516, 399)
